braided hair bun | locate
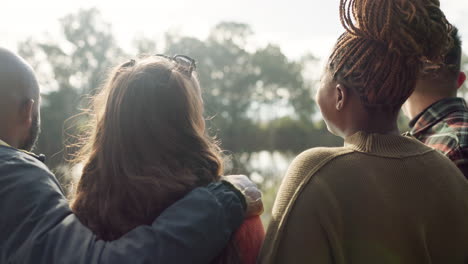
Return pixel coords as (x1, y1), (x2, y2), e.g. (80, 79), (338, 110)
(329, 0), (453, 108)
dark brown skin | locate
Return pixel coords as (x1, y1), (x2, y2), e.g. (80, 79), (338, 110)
(315, 0), (452, 140)
(316, 68), (400, 139)
(0, 48), (40, 150)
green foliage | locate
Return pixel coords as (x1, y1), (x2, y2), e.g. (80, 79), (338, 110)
(18, 9), (343, 218)
(18, 8), (124, 168)
(162, 22), (317, 154)
(266, 117), (342, 152)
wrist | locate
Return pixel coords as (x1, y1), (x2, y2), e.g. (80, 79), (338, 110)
(206, 181), (245, 230)
(219, 180), (247, 211)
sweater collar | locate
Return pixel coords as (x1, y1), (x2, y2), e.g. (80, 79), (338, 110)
(344, 131), (432, 157)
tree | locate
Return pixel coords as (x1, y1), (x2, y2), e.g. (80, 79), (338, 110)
(19, 10), (340, 209)
(18, 8), (124, 168)
(163, 22), (318, 156)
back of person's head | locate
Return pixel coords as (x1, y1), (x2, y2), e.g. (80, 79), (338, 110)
(0, 48), (40, 150)
(327, 0), (453, 112)
(444, 27), (463, 76)
(414, 26), (464, 96)
(71, 55), (223, 241)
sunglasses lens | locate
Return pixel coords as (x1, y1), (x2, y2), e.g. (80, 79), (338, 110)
(121, 59), (136, 68)
(154, 54), (196, 76)
(174, 56), (193, 68)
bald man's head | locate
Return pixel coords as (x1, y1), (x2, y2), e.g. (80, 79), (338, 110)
(0, 48), (40, 150)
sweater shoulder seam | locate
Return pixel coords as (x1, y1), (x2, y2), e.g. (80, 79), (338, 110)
(265, 148), (355, 261)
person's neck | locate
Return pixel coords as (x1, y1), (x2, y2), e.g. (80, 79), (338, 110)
(0, 132), (19, 148)
(405, 81), (457, 119)
(406, 93), (455, 120)
(343, 112), (400, 138)
(345, 124), (400, 138)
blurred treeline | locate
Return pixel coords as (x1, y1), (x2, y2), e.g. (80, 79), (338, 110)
(17, 8), (468, 221)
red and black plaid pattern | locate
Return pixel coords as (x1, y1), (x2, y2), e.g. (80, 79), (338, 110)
(409, 97), (468, 168)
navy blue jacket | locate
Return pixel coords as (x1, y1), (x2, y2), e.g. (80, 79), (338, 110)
(0, 146), (245, 263)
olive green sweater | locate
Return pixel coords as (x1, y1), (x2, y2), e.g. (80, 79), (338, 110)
(259, 132), (468, 264)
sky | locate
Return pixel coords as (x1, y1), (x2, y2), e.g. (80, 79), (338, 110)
(1, 0), (467, 60)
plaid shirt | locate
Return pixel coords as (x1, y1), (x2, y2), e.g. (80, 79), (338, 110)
(409, 97), (468, 178)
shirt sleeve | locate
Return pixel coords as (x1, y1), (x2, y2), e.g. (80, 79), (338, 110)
(0, 154), (244, 264)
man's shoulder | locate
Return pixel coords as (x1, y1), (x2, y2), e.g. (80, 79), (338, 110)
(441, 108), (468, 126)
(0, 146), (65, 225)
(0, 146), (47, 166)
(0, 146), (53, 181)
(429, 109), (468, 149)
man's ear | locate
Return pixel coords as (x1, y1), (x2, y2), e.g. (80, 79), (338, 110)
(457, 72), (466, 89)
(335, 84), (347, 110)
(20, 99), (35, 127)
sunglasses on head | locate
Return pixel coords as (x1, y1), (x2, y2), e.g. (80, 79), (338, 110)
(155, 54), (197, 76)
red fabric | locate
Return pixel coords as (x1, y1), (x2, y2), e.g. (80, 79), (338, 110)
(233, 216), (265, 264)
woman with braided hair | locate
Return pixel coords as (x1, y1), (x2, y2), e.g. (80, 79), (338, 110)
(259, 0), (468, 263)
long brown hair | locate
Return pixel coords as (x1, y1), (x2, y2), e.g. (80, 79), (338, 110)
(70, 56), (224, 241)
(328, 0), (453, 110)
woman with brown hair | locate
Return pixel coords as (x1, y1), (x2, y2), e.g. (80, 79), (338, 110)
(260, 0), (468, 263)
(70, 55), (264, 264)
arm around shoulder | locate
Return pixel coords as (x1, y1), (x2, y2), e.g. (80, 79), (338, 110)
(0, 153), (245, 264)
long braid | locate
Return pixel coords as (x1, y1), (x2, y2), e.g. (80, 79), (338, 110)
(330, 0), (453, 108)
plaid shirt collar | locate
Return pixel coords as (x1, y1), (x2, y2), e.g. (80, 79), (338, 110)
(409, 97), (468, 136)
